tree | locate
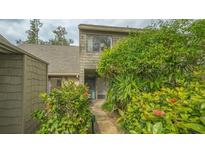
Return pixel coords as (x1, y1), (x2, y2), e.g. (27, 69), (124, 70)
(25, 19), (43, 44)
(49, 26), (73, 45)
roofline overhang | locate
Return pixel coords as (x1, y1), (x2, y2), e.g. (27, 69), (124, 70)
(78, 24), (141, 33)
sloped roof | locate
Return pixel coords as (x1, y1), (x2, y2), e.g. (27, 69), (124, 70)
(0, 34), (48, 64)
(19, 44), (79, 76)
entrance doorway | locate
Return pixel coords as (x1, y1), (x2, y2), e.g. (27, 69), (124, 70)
(84, 69), (97, 100)
(85, 77), (96, 100)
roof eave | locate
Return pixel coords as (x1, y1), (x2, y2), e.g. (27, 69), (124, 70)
(78, 24), (140, 33)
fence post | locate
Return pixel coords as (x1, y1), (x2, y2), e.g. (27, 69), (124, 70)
(91, 114), (96, 134)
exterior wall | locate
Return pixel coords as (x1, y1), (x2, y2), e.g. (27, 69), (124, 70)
(23, 55), (48, 133)
(79, 29), (127, 83)
(79, 29), (128, 99)
(0, 54), (48, 134)
(0, 54), (24, 133)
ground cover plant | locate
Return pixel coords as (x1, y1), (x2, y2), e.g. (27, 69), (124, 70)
(33, 81), (92, 134)
(97, 19), (205, 134)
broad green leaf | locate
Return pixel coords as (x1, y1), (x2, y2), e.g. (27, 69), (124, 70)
(153, 122), (163, 134)
(129, 130), (137, 134)
(180, 113), (189, 120)
(182, 123), (205, 134)
(201, 103), (205, 110)
(146, 122), (152, 133)
(200, 117), (205, 125)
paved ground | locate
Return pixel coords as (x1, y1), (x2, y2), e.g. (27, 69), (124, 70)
(90, 99), (121, 134)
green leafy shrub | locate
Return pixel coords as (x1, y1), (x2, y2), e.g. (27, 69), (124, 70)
(119, 80), (205, 134)
(98, 20), (205, 111)
(105, 75), (139, 110)
(98, 20), (205, 92)
(97, 19), (205, 134)
(33, 81), (92, 134)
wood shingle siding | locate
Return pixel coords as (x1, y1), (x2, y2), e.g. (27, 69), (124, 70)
(0, 54), (24, 133)
(0, 34), (48, 134)
(22, 55), (47, 133)
(79, 28), (127, 83)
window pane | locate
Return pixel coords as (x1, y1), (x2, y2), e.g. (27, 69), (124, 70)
(87, 35), (112, 52)
(87, 36), (93, 52)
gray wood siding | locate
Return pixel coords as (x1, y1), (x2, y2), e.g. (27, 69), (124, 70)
(23, 55), (47, 133)
(0, 53), (48, 134)
(0, 54), (24, 133)
(79, 30), (127, 83)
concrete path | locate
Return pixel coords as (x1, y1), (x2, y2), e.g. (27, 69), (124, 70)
(90, 99), (121, 134)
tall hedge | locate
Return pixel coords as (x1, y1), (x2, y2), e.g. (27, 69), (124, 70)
(97, 19), (205, 133)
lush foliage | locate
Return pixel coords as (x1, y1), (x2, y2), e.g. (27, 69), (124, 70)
(104, 75), (139, 110)
(119, 80), (205, 134)
(98, 20), (205, 92)
(33, 81), (91, 134)
(97, 19), (205, 134)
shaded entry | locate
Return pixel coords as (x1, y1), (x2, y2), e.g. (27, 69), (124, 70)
(85, 77), (96, 100)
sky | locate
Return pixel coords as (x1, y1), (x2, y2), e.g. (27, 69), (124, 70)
(0, 19), (153, 45)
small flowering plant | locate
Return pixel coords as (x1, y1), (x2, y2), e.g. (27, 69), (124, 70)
(167, 98), (177, 104)
(33, 80), (92, 134)
(153, 109), (165, 117)
(119, 81), (205, 134)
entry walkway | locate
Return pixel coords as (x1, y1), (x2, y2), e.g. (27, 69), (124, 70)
(90, 99), (121, 134)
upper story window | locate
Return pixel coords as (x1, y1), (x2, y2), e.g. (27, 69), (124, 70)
(87, 35), (112, 53)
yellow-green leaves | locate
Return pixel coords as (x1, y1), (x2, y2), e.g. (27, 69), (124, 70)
(180, 123), (205, 134)
(153, 122), (163, 134)
(97, 19), (205, 134)
(33, 80), (92, 134)
(120, 81), (205, 134)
